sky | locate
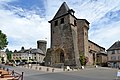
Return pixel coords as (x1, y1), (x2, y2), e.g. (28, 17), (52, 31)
(0, 0), (120, 51)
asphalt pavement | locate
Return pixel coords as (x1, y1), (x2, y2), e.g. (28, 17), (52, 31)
(0, 64), (118, 80)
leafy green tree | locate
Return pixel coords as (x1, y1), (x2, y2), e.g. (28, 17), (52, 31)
(79, 52), (88, 66)
(5, 48), (12, 61)
(0, 30), (8, 50)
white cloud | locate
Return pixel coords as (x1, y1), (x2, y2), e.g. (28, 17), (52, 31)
(46, 0), (120, 49)
(0, 0), (16, 2)
(1, 0), (120, 51)
(0, 5), (50, 51)
(89, 21), (120, 49)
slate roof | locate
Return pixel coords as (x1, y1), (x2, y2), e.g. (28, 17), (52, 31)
(17, 48), (45, 55)
(107, 41), (120, 51)
(53, 2), (70, 20)
(31, 49), (44, 55)
(88, 40), (105, 50)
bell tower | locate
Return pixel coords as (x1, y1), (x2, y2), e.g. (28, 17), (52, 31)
(48, 2), (81, 67)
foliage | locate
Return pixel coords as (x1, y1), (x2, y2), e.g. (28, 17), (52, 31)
(0, 30), (8, 50)
(5, 48), (12, 61)
(79, 52), (88, 66)
(79, 54), (86, 66)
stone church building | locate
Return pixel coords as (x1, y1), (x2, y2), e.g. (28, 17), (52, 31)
(44, 2), (105, 68)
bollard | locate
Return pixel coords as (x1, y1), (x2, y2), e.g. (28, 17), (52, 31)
(63, 67), (65, 71)
(21, 72), (24, 80)
(7, 68), (9, 71)
(3, 67), (5, 70)
(46, 68), (49, 71)
(52, 68), (54, 72)
(39, 67), (41, 70)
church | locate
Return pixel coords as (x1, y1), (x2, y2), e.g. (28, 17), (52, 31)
(44, 2), (106, 68)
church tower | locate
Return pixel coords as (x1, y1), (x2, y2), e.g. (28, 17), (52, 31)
(77, 19), (89, 59)
(49, 2), (81, 67)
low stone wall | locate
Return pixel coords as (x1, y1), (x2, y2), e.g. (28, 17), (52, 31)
(20, 64), (78, 72)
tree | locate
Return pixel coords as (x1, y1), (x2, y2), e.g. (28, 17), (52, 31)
(0, 30), (8, 50)
(79, 52), (88, 66)
(79, 54), (86, 66)
(5, 48), (12, 61)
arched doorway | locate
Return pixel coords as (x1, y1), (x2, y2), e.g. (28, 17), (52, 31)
(55, 48), (65, 63)
(93, 53), (96, 65)
(60, 52), (64, 63)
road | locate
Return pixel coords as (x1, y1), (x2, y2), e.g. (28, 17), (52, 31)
(0, 64), (118, 80)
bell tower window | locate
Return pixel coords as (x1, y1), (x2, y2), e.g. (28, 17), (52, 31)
(74, 20), (77, 26)
(54, 20), (58, 26)
(60, 18), (64, 24)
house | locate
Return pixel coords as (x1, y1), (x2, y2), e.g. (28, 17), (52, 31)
(12, 40), (47, 63)
(107, 41), (120, 68)
(96, 52), (107, 66)
(88, 40), (106, 65)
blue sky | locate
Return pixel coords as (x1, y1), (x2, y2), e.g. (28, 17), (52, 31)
(0, 0), (120, 51)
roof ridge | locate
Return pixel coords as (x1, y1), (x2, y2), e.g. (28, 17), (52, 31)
(107, 41), (120, 50)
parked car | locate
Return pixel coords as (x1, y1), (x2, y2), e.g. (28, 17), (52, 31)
(15, 62), (26, 66)
(19, 62), (26, 66)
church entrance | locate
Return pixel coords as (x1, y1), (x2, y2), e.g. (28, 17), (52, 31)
(93, 53), (96, 65)
(60, 52), (64, 63)
(55, 48), (65, 63)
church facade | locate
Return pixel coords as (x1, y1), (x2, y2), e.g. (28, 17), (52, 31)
(44, 2), (105, 68)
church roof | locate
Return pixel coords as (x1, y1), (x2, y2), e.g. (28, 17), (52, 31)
(107, 41), (120, 51)
(88, 40), (105, 50)
(53, 2), (70, 19)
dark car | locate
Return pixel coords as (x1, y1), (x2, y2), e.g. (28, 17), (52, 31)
(19, 62), (26, 66)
